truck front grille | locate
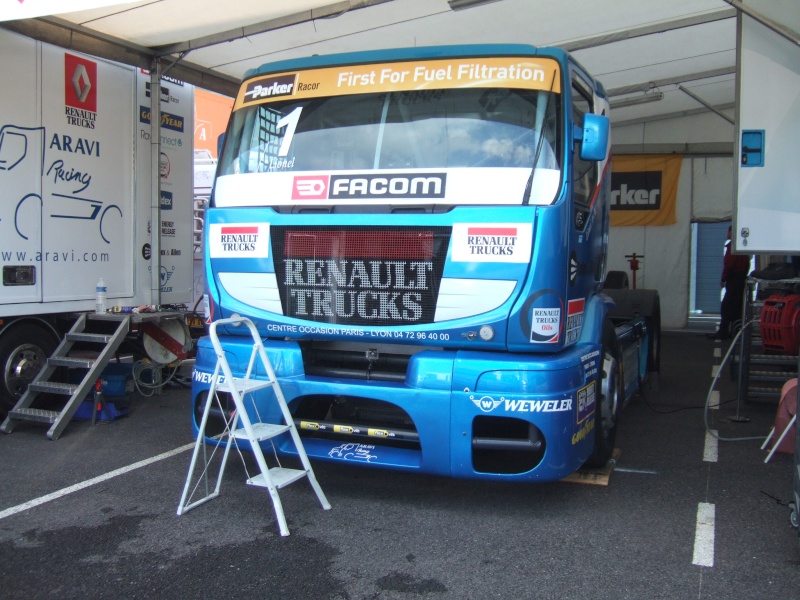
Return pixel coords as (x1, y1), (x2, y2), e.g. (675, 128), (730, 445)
(271, 226), (450, 327)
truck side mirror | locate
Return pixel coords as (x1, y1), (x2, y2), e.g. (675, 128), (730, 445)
(579, 113), (609, 161)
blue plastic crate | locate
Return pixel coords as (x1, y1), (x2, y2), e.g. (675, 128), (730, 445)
(73, 398), (130, 421)
(96, 363), (135, 396)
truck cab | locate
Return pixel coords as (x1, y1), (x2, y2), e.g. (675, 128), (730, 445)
(193, 44), (658, 481)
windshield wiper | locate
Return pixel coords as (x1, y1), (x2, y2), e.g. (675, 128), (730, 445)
(522, 71), (557, 205)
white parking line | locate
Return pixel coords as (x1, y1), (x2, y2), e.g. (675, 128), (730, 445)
(713, 347), (721, 358)
(711, 365), (720, 378)
(0, 442), (195, 521)
(709, 390), (720, 410)
(693, 502), (716, 567)
(703, 430), (719, 462)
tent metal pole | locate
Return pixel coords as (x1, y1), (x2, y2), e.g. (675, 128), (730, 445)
(150, 59), (162, 307)
(724, 0), (800, 48)
(678, 85), (735, 125)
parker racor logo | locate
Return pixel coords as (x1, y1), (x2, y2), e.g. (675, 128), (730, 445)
(243, 74), (297, 103)
(64, 54), (97, 129)
(209, 223), (270, 258)
(610, 171), (662, 210)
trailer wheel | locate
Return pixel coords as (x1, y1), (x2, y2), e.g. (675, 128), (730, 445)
(0, 323), (58, 415)
(585, 320), (621, 468)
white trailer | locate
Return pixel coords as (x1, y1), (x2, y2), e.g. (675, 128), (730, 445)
(0, 29), (194, 414)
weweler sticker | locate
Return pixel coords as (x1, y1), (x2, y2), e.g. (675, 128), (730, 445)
(209, 223), (270, 258)
(451, 223), (532, 263)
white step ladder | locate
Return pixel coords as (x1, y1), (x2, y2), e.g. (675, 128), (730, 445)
(177, 317), (330, 536)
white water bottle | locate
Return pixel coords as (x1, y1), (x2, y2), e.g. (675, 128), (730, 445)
(95, 277), (107, 313)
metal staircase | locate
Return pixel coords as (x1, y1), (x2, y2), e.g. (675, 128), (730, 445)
(177, 316), (330, 536)
(1, 313), (131, 440)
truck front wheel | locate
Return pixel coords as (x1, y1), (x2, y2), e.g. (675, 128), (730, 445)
(585, 320), (621, 468)
(0, 323), (58, 416)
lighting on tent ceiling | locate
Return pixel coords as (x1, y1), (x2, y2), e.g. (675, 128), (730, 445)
(610, 91), (665, 109)
(448, 0), (505, 11)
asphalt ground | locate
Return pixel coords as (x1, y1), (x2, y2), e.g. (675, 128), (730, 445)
(1, 331), (799, 599)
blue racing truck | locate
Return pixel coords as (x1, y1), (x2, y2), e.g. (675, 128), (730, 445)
(192, 44), (660, 482)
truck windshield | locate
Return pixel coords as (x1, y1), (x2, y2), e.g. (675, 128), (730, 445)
(218, 87), (558, 176)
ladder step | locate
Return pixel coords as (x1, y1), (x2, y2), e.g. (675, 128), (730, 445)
(247, 467), (307, 489)
(747, 386), (782, 397)
(30, 381), (78, 395)
(66, 332), (114, 344)
(217, 378), (275, 394)
(48, 356), (96, 368)
(9, 408), (60, 423)
(749, 370), (797, 382)
(749, 354), (798, 364)
(232, 422), (291, 441)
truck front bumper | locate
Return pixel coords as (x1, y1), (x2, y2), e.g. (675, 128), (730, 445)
(190, 335), (601, 482)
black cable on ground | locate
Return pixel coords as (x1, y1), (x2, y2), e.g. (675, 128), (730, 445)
(704, 320), (768, 442)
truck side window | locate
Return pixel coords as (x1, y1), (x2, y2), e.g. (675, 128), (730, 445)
(571, 82), (597, 206)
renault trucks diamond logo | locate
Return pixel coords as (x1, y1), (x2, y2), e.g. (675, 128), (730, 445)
(72, 64), (91, 102)
(64, 54), (97, 129)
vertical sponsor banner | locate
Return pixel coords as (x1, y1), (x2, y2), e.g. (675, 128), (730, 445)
(40, 45), (135, 301)
(610, 155), (682, 226)
(136, 71), (194, 304)
(193, 88), (232, 159)
(0, 31), (42, 305)
(193, 88), (232, 195)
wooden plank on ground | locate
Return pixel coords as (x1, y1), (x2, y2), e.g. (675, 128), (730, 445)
(561, 448), (621, 486)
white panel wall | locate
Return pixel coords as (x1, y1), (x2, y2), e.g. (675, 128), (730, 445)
(607, 108), (738, 328)
(606, 160), (693, 330)
(735, 12), (800, 253)
(613, 111), (734, 147)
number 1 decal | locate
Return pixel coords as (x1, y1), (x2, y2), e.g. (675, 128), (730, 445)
(276, 107), (301, 157)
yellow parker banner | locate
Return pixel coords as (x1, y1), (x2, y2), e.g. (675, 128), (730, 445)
(610, 155), (682, 227)
(234, 57), (561, 111)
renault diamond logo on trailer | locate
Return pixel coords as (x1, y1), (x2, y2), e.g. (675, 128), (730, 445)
(64, 54), (97, 129)
(72, 64), (91, 103)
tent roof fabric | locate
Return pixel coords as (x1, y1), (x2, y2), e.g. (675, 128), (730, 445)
(0, 0), (784, 127)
